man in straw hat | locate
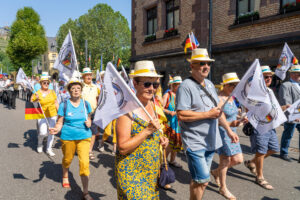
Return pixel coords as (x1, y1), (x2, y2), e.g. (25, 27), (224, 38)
(279, 64), (300, 163)
(81, 67), (101, 160)
(176, 48), (239, 199)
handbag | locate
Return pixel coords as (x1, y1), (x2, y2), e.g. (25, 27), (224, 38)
(158, 149), (175, 187)
(242, 122), (254, 136)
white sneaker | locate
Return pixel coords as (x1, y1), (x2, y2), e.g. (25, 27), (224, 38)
(37, 146), (43, 153)
(46, 149), (55, 157)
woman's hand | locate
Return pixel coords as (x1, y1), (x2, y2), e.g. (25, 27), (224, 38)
(170, 111), (177, 116)
(85, 120), (91, 128)
(160, 136), (169, 149)
(230, 120), (241, 127)
(35, 93), (39, 101)
(144, 119), (161, 136)
(49, 127), (59, 135)
(227, 130), (239, 143)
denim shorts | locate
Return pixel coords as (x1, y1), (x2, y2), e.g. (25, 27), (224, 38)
(185, 148), (215, 184)
(250, 129), (279, 154)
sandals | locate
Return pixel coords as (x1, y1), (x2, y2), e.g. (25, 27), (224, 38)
(82, 193), (94, 200)
(89, 152), (95, 160)
(219, 189), (236, 200)
(62, 177), (70, 188)
(244, 160), (257, 176)
(211, 169), (220, 187)
(256, 178), (274, 190)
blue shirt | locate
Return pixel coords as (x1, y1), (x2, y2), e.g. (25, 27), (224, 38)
(58, 99), (92, 140)
(33, 83), (53, 93)
(176, 78), (222, 151)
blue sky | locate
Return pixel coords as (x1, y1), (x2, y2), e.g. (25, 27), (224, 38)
(0, 0), (131, 37)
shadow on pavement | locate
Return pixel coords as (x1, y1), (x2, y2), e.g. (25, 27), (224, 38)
(90, 153), (116, 189)
(240, 143), (253, 155)
(8, 142), (20, 148)
(171, 165), (191, 185)
(261, 197), (279, 200)
(23, 129), (38, 152)
(159, 188), (176, 200)
(13, 173), (29, 180)
(32, 161), (62, 183)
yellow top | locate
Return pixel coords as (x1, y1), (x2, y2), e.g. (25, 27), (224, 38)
(82, 83), (100, 113)
(32, 90), (57, 118)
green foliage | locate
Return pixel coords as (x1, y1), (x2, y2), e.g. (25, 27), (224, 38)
(6, 7), (47, 75)
(56, 3), (131, 71)
(0, 51), (14, 73)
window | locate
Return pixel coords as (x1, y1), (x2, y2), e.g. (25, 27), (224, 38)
(280, 0), (300, 13)
(147, 7), (157, 36)
(52, 54), (56, 59)
(166, 0), (179, 30)
(237, 0), (255, 16)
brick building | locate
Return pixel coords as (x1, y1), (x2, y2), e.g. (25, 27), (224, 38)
(131, 0), (300, 88)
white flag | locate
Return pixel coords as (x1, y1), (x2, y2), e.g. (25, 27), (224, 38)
(121, 65), (135, 91)
(16, 68), (32, 89)
(275, 43), (298, 80)
(247, 88), (287, 133)
(96, 69), (101, 82)
(93, 62), (140, 129)
(232, 59), (272, 117)
(53, 31), (78, 82)
(285, 99), (300, 122)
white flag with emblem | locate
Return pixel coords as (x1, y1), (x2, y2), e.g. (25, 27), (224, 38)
(93, 62), (140, 129)
(247, 88), (287, 133)
(232, 59), (272, 117)
(285, 99), (300, 122)
(275, 43), (298, 80)
(16, 68), (32, 89)
(53, 31), (78, 82)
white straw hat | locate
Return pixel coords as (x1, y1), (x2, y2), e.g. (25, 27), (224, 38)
(222, 72), (240, 85)
(289, 65), (300, 73)
(66, 77), (83, 91)
(129, 60), (163, 78)
(187, 48), (215, 63)
(261, 66), (274, 74)
(40, 72), (50, 82)
(82, 67), (92, 75)
(172, 76), (182, 84)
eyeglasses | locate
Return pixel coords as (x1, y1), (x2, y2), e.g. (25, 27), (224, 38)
(264, 76), (273, 79)
(196, 62), (212, 66)
(42, 82), (49, 85)
(228, 83), (238, 87)
(139, 81), (160, 89)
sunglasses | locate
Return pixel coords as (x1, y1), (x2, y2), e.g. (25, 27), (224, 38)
(139, 81), (160, 89)
(42, 82), (49, 85)
(264, 76), (273, 79)
(228, 83), (238, 87)
(194, 62), (212, 67)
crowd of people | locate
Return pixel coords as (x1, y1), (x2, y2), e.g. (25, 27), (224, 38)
(1, 47), (299, 200)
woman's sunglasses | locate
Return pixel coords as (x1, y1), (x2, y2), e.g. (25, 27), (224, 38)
(42, 82), (49, 85)
(263, 75), (273, 79)
(139, 81), (160, 89)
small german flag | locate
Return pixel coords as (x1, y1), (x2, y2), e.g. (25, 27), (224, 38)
(25, 102), (45, 120)
(117, 58), (121, 67)
(292, 56), (298, 65)
(265, 114), (273, 122)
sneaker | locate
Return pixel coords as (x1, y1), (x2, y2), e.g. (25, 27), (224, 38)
(280, 154), (292, 162)
(46, 149), (55, 157)
(98, 144), (104, 152)
(37, 146), (43, 153)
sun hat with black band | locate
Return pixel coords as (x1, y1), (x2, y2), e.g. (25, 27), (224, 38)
(187, 48), (215, 63)
(129, 60), (163, 78)
(221, 72), (240, 85)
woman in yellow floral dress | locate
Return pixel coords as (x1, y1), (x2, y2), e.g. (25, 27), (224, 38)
(115, 61), (169, 200)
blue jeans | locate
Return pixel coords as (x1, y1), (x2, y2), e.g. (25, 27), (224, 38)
(185, 148), (215, 184)
(280, 122), (300, 156)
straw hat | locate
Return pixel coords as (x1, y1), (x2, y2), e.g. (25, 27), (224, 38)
(100, 71), (105, 76)
(129, 60), (163, 78)
(66, 77), (84, 91)
(40, 72), (50, 82)
(172, 76), (182, 84)
(82, 67), (92, 75)
(261, 66), (274, 74)
(222, 72), (240, 85)
(168, 75), (174, 85)
(289, 65), (300, 73)
(187, 48), (215, 63)
(129, 70), (135, 76)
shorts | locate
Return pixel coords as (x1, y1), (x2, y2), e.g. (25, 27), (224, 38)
(185, 148), (215, 184)
(250, 129), (279, 154)
(38, 116), (57, 136)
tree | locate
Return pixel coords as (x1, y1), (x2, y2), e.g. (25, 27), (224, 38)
(0, 51), (14, 73)
(6, 7), (47, 75)
(56, 3), (131, 71)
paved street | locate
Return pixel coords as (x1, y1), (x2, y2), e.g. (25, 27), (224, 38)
(0, 98), (299, 200)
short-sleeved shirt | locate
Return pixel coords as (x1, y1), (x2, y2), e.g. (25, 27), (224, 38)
(58, 99), (92, 140)
(31, 89), (57, 118)
(176, 78), (222, 151)
(82, 83), (100, 113)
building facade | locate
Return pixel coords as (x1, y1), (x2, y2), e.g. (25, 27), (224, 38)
(42, 37), (58, 77)
(131, 0), (300, 87)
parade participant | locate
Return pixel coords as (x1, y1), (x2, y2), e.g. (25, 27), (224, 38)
(81, 67), (100, 160)
(31, 72), (58, 156)
(211, 72), (245, 200)
(57, 80), (70, 104)
(163, 76), (183, 168)
(279, 65), (300, 162)
(0, 76), (4, 103)
(244, 66), (289, 190)
(98, 120), (117, 155)
(33, 73), (53, 92)
(176, 48), (239, 200)
(49, 78), (94, 200)
(116, 60), (168, 199)
(3, 75), (15, 109)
